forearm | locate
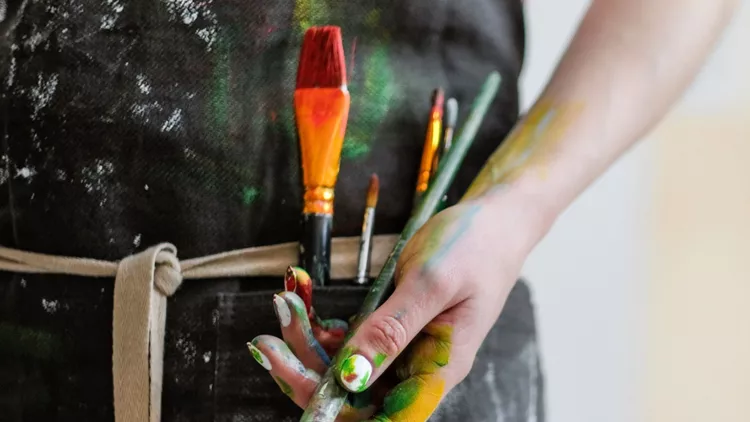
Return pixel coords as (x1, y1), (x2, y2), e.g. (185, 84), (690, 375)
(464, 0), (739, 228)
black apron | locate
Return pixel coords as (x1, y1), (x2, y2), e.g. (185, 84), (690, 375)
(0, 0), (544, 420)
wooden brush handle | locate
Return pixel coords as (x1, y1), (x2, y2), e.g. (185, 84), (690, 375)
(299, 213), (333, 286)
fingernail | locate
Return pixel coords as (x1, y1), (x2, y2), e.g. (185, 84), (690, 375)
(247, 342), (272, 370)
(273, 294), (292, 327)
(338, 354), (372, 393)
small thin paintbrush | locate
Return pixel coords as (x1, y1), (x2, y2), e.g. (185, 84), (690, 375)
(430, 97), (458, 181)
(435, 97), (459, 211)
(295, 26), (350, 287)
(413, 88), (445, 208)
(300, 71), (502, 422)
(354, 174), (379, 285)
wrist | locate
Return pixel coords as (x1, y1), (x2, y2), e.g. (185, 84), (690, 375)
(466, 176), (562, 249)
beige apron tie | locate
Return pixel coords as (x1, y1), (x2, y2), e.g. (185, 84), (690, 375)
(113, 243), (180, 422)
(0, 234), (399, 422)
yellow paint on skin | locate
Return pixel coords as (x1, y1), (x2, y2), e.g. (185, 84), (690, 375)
(463, 100), (584, 200)
(383, 324), (452, 421)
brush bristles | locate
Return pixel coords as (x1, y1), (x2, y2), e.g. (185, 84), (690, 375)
(432, 88), (445, 109)
(296, 26), (347, 89)
(366, 174), (380, 208)
(446, 98), (458, 128)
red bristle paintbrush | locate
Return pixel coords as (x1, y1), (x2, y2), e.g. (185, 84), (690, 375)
(295, 26), (350, 287)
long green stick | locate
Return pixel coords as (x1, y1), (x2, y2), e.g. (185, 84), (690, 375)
(299, 71), (502, 422)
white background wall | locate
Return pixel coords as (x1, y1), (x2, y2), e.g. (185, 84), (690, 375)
(519, 1), (749, 421)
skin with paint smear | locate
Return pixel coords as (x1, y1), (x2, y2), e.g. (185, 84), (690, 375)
(251, 0), (740, 419)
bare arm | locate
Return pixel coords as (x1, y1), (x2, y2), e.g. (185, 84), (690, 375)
(465, 0), (741, 228)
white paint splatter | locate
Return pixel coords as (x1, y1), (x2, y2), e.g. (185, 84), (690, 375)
(101, 0), (125, 30)
(20, 278), (27, 288)
(161, 109), (183, 132)
(130, 101), (163, 123)
(55, 169), (68, 181)
(0, 168), (9, 185)
(30, 73), (59, 118)
(133, 234), (142, 247)
(42, 298), (60, 314)
(163, 0), (217, 50)
(16, 166), (37, 179)
(175, 337), (198, 365)
(6, 54), (16, 88)
(136, 74), (151, 94)
(81, 159), (115, 206)
(144, 184), (149, 191)
(203, 351), (212, 363)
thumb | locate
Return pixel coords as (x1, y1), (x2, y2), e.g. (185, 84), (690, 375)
(333, 272), (455, 393)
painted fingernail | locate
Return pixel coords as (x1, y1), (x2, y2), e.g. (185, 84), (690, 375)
(247, 342), (272, 370)
(339, 354), (372, 392)
(273, 294), (292, 327)
(284, 266), (297, 292)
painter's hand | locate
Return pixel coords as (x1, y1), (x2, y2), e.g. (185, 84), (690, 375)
(329, 188), (549, 420)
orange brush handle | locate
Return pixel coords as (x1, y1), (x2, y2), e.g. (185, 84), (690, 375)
(294, 88), (351, 215)
(415, 107), (444, 195)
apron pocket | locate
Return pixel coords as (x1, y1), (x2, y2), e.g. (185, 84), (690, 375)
(210, 281), (544, 422)
(212, 285), (370, 422)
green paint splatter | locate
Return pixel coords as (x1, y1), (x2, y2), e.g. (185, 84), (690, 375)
(209, 32), (231, 135)
(357, 367), (371, 392)
(249, 347), (263, 365)
(373, 352), (387, 368)
(382, 378), (421, 415)
(274, 376), (294, 397)
(241, 186), (260, 205)
(0, 323), (61, 361)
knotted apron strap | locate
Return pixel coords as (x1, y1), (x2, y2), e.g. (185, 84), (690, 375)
(113, 243), (181, 422)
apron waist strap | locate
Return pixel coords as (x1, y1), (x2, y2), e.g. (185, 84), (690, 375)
(0, 235), (399, 422)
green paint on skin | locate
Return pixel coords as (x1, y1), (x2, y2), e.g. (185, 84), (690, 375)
(250, 347), (264, 365)
(382, 378), (421, 415)
(274, 376), (294, 397)
(373, 352), (387, 368)
(241, 187), (260, 205)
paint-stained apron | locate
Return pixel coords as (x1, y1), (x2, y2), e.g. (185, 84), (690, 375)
(0, 0), (544, 420)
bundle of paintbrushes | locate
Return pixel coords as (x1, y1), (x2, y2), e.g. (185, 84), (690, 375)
(294, 26), (350, 287)
(300, 71), (503, 422)
(414, 90), (460, 214)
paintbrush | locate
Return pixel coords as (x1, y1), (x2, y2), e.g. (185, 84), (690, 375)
(295, 26), (350, 287)
(354, 174), (380, 285)
(430, 97), (458, 181)
(413, 88), (445, 208)
(300, 71), (502, 422)
(435, 97), (459, 211)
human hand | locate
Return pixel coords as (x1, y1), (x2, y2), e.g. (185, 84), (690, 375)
(249, 188), (549, 421)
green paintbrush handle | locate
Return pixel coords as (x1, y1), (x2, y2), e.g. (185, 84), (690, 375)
(299, 71), (502, 422)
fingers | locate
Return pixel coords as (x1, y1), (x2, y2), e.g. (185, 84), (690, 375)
(365, 317), (468, 422)
(247, 335), (320, 408)
(332, 269), (458, 393)
(273, 291), (330, 374)
(249, 335), (376, 421)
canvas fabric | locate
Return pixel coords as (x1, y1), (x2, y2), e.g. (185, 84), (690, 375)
(0, 0), (543, 420)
